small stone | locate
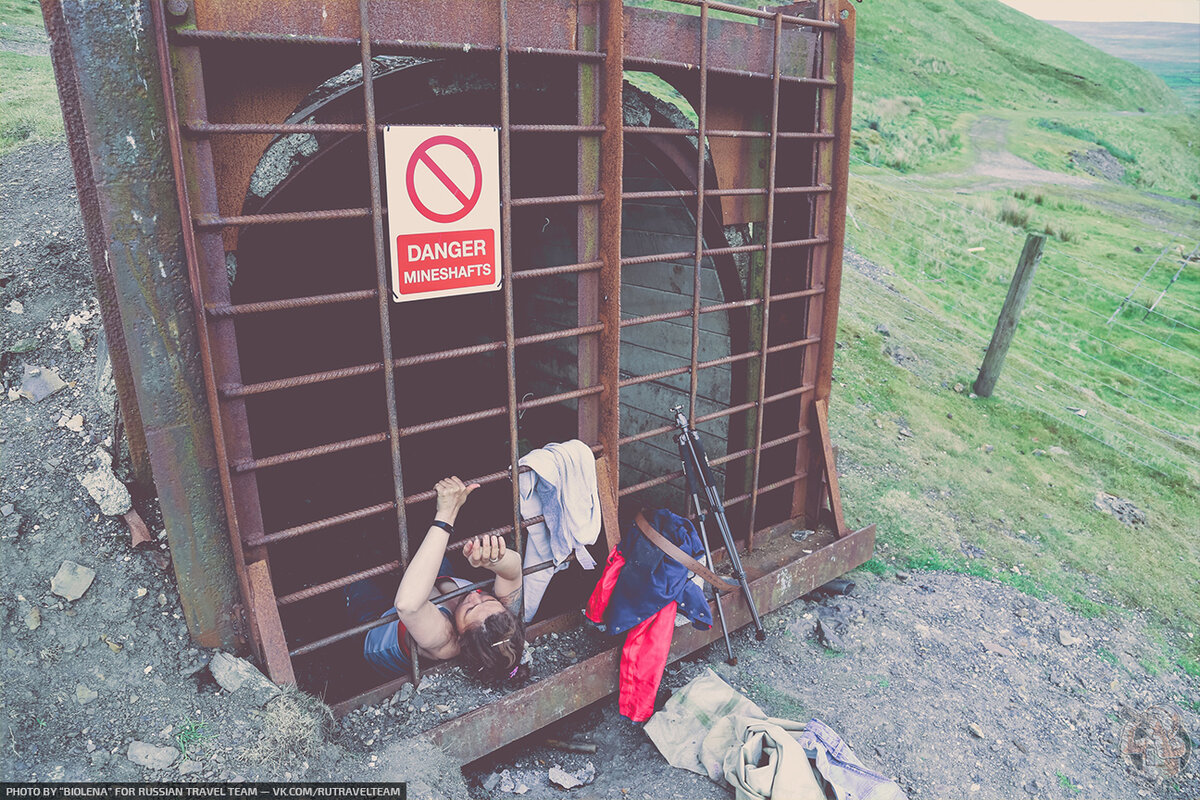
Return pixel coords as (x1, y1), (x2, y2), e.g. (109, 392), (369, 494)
(968, 723), (984, 739)
(968, 392), (978, 399)
(51, 561), (97, 601)
(25, 606), (41, 630)
(158, 593), (167, 607)
(397, 683), (414, 703)
(983, 444), (994, 453)
(18, 364), (67, 403)
(75, 684), (98, 705)
(981, 640), (1013, 657)
(874, 323), (890, 337)
(894, 571), (909, 581)
(136, 588), (148, 598)
(435, 704), (450, 713)
(77, 467), (132, 517)
(127, 741), (179, 770)
(1031, 449), (1046, 457)
(66, 329), (85, 352)
(1057, 629), (1083, 647)
(1, 503), (13, 517)
(63, 414), (84, 433)
(90, 750), (110, 767)
(178, 760), (203, 776)
(208, 651), (278, 704)
(6, 300), (24, 314)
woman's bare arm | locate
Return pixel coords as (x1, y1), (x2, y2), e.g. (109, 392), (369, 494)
(393, 476), (477, 658)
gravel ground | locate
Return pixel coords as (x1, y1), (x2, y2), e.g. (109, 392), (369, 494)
(2, 142), (1197, 799)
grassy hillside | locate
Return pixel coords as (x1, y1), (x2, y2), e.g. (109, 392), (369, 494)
(852, 0), (1184, 170)
(843, 0), (1200, 676)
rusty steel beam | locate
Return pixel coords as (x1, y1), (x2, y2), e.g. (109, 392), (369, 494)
(41, 0), (242, 650)
(803, 0), (856, 527)
(41, 0), (154, 493)
(422, 521), (877, 766)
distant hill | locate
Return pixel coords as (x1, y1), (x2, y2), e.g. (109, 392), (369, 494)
(852, 0), (1183, 114)
(1046, 21), (1200, 108)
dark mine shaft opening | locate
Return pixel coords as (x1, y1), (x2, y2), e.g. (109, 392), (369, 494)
(228, 55), (814, 702)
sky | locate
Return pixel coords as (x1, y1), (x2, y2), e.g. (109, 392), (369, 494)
(998, 0), (1200, 23)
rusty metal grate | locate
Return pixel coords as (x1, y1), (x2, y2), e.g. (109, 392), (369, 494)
(149, 0), (855, 707)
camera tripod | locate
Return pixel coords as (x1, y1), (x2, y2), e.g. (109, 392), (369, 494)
(672, 405), (766, 665)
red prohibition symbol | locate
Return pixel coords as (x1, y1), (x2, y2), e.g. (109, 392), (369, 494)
(405, 135), (484, 224)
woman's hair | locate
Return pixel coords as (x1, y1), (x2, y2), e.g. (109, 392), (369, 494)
(457, 600), (530, 685)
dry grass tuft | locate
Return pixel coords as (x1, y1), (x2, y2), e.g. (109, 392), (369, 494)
(247, 686), (334, 767)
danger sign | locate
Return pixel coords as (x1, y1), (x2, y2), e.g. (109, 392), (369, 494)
(383, 126), (502, 302)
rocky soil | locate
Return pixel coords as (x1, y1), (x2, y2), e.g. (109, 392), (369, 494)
(3, 143), (1198, 799)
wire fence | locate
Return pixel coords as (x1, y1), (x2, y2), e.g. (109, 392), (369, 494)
(842, 158), (1200, 485)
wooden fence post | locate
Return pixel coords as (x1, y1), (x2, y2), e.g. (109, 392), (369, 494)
(974, 233), (1045, 397)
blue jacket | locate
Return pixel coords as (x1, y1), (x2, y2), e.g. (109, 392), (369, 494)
(606, 508), (713, 635)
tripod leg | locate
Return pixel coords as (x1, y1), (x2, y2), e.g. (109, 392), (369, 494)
(691, 495), (736, 666)
(708, 489), (767, 641)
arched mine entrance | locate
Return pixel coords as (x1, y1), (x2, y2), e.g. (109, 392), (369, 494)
(231, 58), (751, 700)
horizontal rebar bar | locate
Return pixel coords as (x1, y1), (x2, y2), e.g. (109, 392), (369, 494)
(658, 0), (839, 27)
(172, 28), (606, 61)
(287, 557), (564, 657)
(207, 289), (377, 317)
(245, 502), (396, 548)
(623, 55), (836, 86)
(623, 127), (832, 140)
(185, 120), (828, 141)
(220, 323), (603, 399)
(233, 384), (604, 472)
(195, 207), (370, 229)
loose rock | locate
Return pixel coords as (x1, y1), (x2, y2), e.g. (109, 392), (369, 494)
(50, 560), (97, 601)
(18, 364), (67, 403)
(75, 684), (98, 705)
(127, 741), (179, 770)
(208, 651), (279, 704)
(1093, 492), (1146, 527)
(1057, 629), (1083, 647)
(77, 466), (132, 517)
(968, 723), (984, 739)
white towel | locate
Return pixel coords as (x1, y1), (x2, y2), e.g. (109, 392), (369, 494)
(517, 439), (600, 622)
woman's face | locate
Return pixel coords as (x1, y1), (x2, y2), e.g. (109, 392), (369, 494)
(454, 589), (506, 632)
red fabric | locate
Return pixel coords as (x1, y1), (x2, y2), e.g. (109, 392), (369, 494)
(586, 547), (676, 722)
(618, 602), (677, 722)
(585, 547), (626, 624)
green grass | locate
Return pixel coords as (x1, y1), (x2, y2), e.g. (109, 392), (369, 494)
(0, 51), (61, 155)
(850, 0), (1183, 171)
(0, 1), (61, 156)
(174, 718), (216, 760)
(0, 0), (43, 28)
(837, 167), (1200, 681)
(1056, 771), (1080, 794)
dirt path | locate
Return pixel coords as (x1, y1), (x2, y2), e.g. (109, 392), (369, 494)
(3, 144), (1198, 798)
(936, 116), (1097, 190)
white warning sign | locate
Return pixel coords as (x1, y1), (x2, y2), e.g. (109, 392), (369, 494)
(383, 125), (503, 303)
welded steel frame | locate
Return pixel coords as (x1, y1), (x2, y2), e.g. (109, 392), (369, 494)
(149, 0), (860, 720)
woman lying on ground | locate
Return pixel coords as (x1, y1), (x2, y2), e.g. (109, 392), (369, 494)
(353, 476), (528, 683)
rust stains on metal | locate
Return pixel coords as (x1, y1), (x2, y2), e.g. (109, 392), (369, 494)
(425, 522), (876, 765)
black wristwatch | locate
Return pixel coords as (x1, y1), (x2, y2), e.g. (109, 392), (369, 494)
(430, 520), (455, 535)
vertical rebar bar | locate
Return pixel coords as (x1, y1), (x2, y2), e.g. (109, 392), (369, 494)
(498, 0), (523, 615)
(746, 12), (784, 552)
(597, 0), (625, 514)
(358, 0), (410, 571)
(687, 1), (711, 426)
